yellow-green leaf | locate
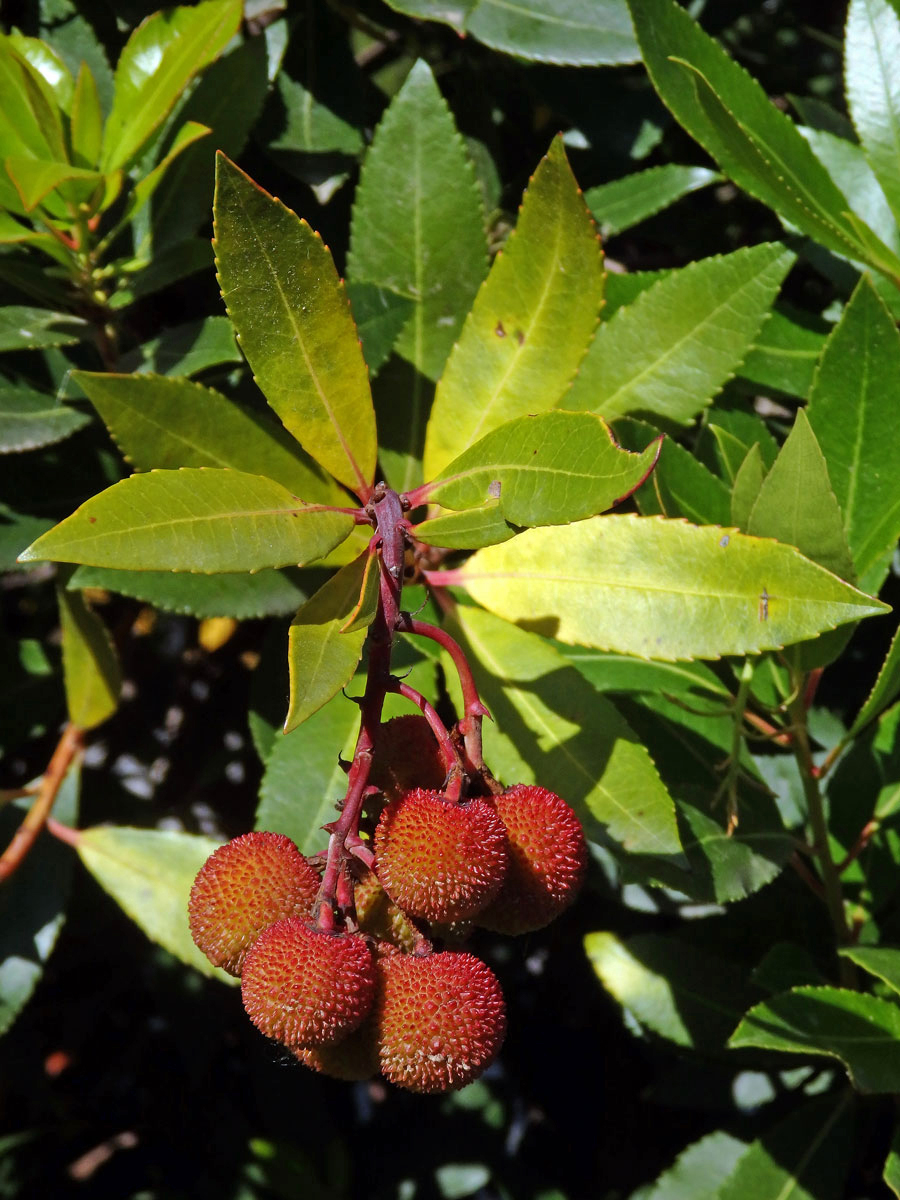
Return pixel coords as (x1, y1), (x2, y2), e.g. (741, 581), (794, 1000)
(58, 584), (121, 730)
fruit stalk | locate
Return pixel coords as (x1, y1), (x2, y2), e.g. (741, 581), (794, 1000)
(316, 485), (408, 931)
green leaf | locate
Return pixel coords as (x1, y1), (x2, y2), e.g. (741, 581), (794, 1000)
(846, 0), (900, 226)
(585, 931), (762, 1050)
(6, 33), (74, 112)
(382, 0), (640, 66)
(0, 765), (78, 1035)
(73, 372), (342, 504)
(716, 1094), (854, 1200)
(58, 583), (121, 730)
(0, 504), (52, 570)
(118, 120), (211, 228)
(423, 137), (604, 479)
(729, 985), (900, 1092)
(370, 356), (432, 494)
(555, 644), (729, 699)
(70, 62), (103, 167)
(18, 469), (354, 573)
(847, 623), (900, 738)
(562, 244), (794, 425)
(214, 153), (377, 496)
(731, 444), (766, 531)
(347, 60), (488, 382)
(747, 410), (855, 582)
(0, 39), (63, 161)
(75, 826), (237, 984)
(117, 317), (240, 378)
(256, 692), (360, 854)
(68, 564), (311, 620)
(0, 307), (87, 351)
(101, 0), (242, 172)
(632, 1133), (748, 1200)
(452, 515), (889, 661)
(0, 385), (90, 453)
(413, 502), (517, 550)
(626, 0), (900, 276)
(839, 945), (900, 995)
(5, 156), (102, 212)
(268, 68), (363, 157)
(585, 164), (720, 237)
(285, 552), (378, 733)
(446, 605), (682, 856)
(345, 283), (414, 377)
(807, 276), (900, 594)
(613, 417), (731, 525)
(426, 412), (660, 527)
(738, 307), (828, 399)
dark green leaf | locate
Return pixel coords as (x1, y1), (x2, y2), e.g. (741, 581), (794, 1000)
(347, 60), (487, 382)
(214, 154), (377, 496)
(0, 385), (90, 453)
(563, 244), (794, 425)
(101, 0), (242, 171)
(847, 623), (900, 738)
(614, 417), (731, 525)
(585, 164), (720, 237)
(0, 307), (87, 351)
(730, 986), (900, 1092)
(118, 317), (239, 378)
(738, 307), (828, 399)
(345, 283), (414, 377)
(839, 945), (900, 995)
(632, 1132), (747, 1200)
(370, 356), (432, 494)
(0, 503), (52, 570)
(18, 469), (354, 573)
(382, 0), (639, 66)
(747, 409), (855, 582)
(807, 276), (900, 594)
(585, 931), (763, 1049)
(73, 372), (343, 504)
(0, 765), (78, 1034)
(68, 564), (311, 619)
(256, 692), (361, 854)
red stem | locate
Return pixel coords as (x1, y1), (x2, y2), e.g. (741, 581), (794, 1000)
(0, 724), (83, 881)
(395, 616), (489, 722)
(316, 486), (407, 931)
(389, 678), (463, 800)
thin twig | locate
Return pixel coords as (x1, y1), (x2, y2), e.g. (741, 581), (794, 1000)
(0, 724), (83, 882)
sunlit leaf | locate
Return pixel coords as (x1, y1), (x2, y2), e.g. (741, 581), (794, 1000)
(58, 583), (121, 730)
(585, 163), (720, 237)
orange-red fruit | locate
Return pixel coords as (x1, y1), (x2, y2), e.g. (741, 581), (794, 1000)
(188, 831), (321, 976)
(241, 919), (375, 1049)
(375, 950), (506, 1093)
(370, 715), (446, 801)
(478, 785), (587, 935)
(294, 1017), (380, 1081)
(374, 789), (508, 923)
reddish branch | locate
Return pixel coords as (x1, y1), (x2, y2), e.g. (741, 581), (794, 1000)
(0, 723), (83, 882)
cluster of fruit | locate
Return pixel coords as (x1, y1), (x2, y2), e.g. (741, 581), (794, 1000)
(189, 715), (587, 1094)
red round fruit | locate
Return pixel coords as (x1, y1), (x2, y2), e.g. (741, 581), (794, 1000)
(375, 950), (506, 1094)
(241, 919), (375, 1049)
(374, 789), (508, 923)
(188, 831), (321, 975)
(371, 714), (446, 802)
(477, 785), (587, 934)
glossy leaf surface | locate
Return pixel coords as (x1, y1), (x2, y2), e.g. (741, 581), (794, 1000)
(806, 276), (900, 594)
(101, 0), (241, 171)
(454, 516), (888, 661)
(0, 385), (90, 453)
(214, 154), (377, 496)
(633, 1133), (747, 1200)
(285, 551), (378, 733)
(382, 0), (639, 65)
(562, 244), (794, 424)
(74, 372), (342, 503)
(347, 60), (487, 382)
(0, 307), (86, 351)
(427, 412), (660, 526)
(738, 307), (828, 398)
(423, 137), (603, 479)
(76, 826), (236, 984)
(585, 163), (720, 237)
(846, 0), (900, 225)
(730, 986), (900, 1092)
(412, 502), (516, 550)
(446, 605), (682, 856)
(627, 0), (900, 275)
(839, 945), (900, 995)
(19, 469), (354, 573)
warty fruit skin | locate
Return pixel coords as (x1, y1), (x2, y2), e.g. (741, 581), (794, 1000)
(370, 714), (446, 802)
(477, 784), (587, 935)
(374, 789), (509, 924)
(188, 831), (321, 976)
(241, 919), (376, 1049)
(375, 950), (506, 1094)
